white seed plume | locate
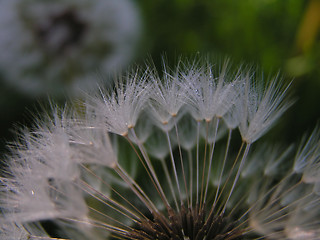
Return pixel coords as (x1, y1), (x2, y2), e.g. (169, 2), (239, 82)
(87, 69), (149, 136)
(237, 72), (294, 143)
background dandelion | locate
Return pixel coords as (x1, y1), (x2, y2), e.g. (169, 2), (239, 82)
(0, 0), (141, 96)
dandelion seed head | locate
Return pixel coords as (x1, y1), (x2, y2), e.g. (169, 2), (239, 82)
(1, 58), (319, 240)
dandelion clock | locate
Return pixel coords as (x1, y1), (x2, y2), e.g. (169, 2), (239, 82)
(1, 59), (320, 239)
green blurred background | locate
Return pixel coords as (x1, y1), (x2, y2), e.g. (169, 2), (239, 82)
(1, 0), (320, 154)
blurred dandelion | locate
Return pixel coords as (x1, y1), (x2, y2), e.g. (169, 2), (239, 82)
(1, 59), (320, 239)
(0, 0), (141, 96)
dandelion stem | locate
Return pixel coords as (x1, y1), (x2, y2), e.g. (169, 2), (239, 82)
(88, 206), (136, 229)
(200, 120), (210, 208)
(165, 129), (183, 205)
(213, 128), (232, 206)
(114, 164), (157, 214)
(237, 171), (295, 223)
(212, 141), (244, 214)
(78, 179), (141, 223)
(174, 116), (190, 208)
(187, 148), (193, 207)
(126, 131), (171, 209)
(204, 117), (220, 203)
(196, 120), (201, 205)
(79, 164), (148, 220)
(221, 143), (251, 214)
(160, 157), (179, 210)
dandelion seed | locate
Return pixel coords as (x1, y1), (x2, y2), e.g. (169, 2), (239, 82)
(236, 71), (294, 143)
(1, 59), (320, 240)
